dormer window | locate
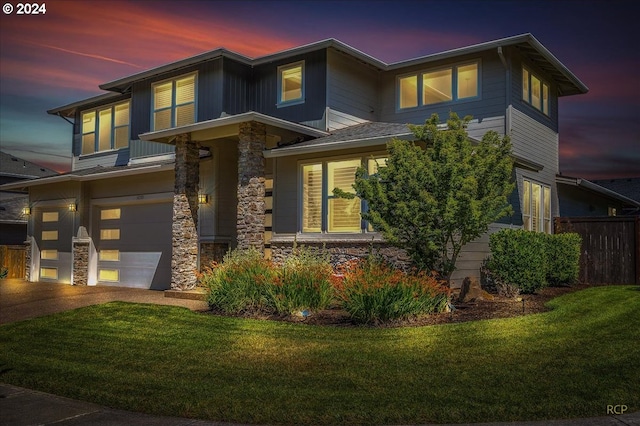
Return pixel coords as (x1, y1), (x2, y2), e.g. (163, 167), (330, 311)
(278, 61), (304, 106)
(522, 66), (549, 115)
(398, 61), (479, 110)
(81, 101), (130, 155)
(153, 73), (196, 131)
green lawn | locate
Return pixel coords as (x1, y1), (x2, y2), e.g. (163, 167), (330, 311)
(0, 286), (638, 425)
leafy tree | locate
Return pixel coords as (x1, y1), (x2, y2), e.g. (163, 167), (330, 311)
(337, 112), (514, 283)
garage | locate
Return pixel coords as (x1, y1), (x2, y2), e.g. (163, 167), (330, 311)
(92, 201), (173, 290)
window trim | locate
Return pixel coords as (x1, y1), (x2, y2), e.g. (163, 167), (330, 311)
(522, 178), (552, 234)
(80, 100), (131, 156)
(151, 72), (198, 131)
(522, 65), (550, 116)
(277, 61), (305, 107)
(396, 59), (481, 111)
(298, 153), (387, 234)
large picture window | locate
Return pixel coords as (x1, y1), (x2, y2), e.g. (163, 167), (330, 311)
(523, 179), (551, 233)
(301, 156), (386, 233)
(522, 67), (549, 115)
(278, 61), (304, 106)
(81, 101), (130, 155)
(153, 73), (196, 130)
(398, 61), (479, 109)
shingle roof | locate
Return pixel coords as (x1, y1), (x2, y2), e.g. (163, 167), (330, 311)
(0, 194), (28, 223)
(592, 178), (640, 203)
(0, 151), (57, 179)
(278, 122), (412, 149)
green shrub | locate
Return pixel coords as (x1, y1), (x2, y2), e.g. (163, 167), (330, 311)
(546, 233), (582, 286)
(336, 258), (449, 324)
(487, 229), (547, 294)
(201, 247), (276, 315)
(268, 246), (335, 314)
(0, 267), (7, 279)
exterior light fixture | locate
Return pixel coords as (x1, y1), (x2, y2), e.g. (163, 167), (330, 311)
(68, 203), (77, 212)
(198, 194), (210, 204)
(22, 207), (31, 215)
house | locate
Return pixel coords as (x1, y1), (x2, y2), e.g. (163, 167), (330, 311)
(0, 152), (57, 245)
(0, 33), (589, 289)
(557, 175), (640, 217)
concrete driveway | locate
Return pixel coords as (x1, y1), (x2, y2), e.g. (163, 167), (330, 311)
(0, 278), (208, 324)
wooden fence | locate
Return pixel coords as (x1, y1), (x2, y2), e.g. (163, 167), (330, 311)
(0, 245), (27, 279)
(555, 216), (639, 285)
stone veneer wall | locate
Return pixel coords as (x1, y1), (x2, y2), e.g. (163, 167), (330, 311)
(271, 240), (412, 271)
(171, 133), (200, 290)
(200, 242), (229, 270)
(23, 238), (31, 281)
(237, 121), (266, 252)
(72, 239), (90, 285)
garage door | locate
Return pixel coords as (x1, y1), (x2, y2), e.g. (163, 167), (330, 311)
(93, 202), (172, 290)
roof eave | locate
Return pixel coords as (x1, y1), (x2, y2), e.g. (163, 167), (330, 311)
(557, 176), (640, 207)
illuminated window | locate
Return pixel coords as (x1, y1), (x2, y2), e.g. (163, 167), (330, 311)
(99, 250), (120, 261)
(41, 250), (58, 260)
(100, 229), (120, 240)
(327, 159), (362, 232)
(522, 67), (549, 115)
(278, 62), (304, 105)
(398, 61), (479, 109)
(523, 179), (551, 233)
(42, 212), (59, 222)
(153, 73), (196, 130)
(42, 230), (58, 241)
(99, 269), (119, 282)
(302, 163), (322, 233)
(100, 208), (121, 220)
(40, 267), (58, 279)
(81, 101), (130, 154)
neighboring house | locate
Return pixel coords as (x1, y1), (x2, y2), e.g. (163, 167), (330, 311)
(0, 34), (589, 289)
(557, 176), (640, 217)
(591, 177), (640, 215)
(0, 152), (57, 245)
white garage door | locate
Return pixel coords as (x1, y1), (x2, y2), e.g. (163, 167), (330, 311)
(93, 202), (173, 289)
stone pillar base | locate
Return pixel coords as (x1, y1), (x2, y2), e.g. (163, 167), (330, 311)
(72, 238), (91, 286)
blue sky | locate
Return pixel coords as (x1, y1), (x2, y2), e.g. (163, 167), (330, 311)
(0, 0), (638, 178)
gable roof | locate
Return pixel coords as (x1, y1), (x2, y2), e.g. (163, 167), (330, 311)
(557, 176), (640, 208)
(591, 177), (640, 203)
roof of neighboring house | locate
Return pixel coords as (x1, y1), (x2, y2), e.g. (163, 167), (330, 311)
(0, 151), (57, 180)
(0, 194), (28, 224)
(591, 177), (640, 203)
(557, 175), (640, 208)
(50, 33), (588, 117)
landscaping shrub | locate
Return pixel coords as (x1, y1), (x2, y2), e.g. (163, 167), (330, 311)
(487, 229), (547, 294)
(201, 247), (276, 315)
(268, 246), (335, 314)
(0, 267), (7, 279)
(546, 233), (582, 286)
(335, 258), (449, 324)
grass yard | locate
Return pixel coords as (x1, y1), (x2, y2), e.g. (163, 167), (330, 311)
(0, 286), (638, 424)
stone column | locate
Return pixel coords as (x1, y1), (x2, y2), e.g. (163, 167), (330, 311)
(171, 133), (200, 290)
(72, 239), (90, 285)
(24, 237), (32, 281)
(237, 121), (266, 252)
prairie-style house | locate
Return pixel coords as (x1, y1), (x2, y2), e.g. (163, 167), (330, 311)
(3, 34), (589, 289)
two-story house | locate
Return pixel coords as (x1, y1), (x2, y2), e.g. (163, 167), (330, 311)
(4, 34), (588, 290)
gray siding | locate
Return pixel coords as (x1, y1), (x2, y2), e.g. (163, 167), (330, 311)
(326, 48), (379, 122)
(253, 50), (327, 124)
(223, 59), (252, 115)
(558, 185), (623, 217)
(129, 140), (174, 160)
(72, 149), (130, 171)
(380, 51), (506, 125)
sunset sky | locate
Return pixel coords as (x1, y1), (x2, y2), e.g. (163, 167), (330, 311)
(0, 0), (638, 179)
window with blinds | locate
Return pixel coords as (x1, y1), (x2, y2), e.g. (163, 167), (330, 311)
(302, 164), (322, 232)
(327, 159), (361, 232)
(153, 73), (196, 130)
(81, 101), (130, 155)
(523, 179), (551, 233)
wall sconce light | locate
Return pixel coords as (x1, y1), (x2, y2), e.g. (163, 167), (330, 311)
(22, 207), (31, 215)
(68, 203), (77, 212)
(198, 194), (210, 204)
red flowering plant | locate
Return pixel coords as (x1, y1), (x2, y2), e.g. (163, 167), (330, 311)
(335, 256), (450, 324)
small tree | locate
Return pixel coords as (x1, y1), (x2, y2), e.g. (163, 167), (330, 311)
(339, 112), (514, 283)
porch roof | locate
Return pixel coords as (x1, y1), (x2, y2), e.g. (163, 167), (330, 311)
(557, 175), (640, 207)
(138, 111), (328, 144)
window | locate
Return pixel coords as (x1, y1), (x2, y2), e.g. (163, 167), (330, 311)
(42, 212), (58, 222)
(301, 156), (386, 233)
(99, 250), (120, 261)
(153, 73), (196, 130)
(100, 229), (120, 240)
(41, 250), (58, 260)
(522, 67), (549, 115)
(398, 61), (479, 109)
(523, 179), (551, 233)
(42, 230), (58, 241)
(40, 267), (58, 280)
(101, 208), (121, 220)
(81, 101), (130, 155)
(278, 62), (304, 105)
(99, 269), (119, 282)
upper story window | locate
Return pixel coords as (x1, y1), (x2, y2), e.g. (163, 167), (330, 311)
(153, 73), (196, 131)
(522, 66), (549, 115)
(398, 61), (479, 109)
(81, 101), (130, 155)
(523, 179), (551, 234)
(278, 61), (304, 106)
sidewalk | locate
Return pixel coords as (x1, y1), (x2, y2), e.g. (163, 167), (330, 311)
(1, 383), (638, 426)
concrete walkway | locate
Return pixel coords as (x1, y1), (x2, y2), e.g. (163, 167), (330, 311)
(1, 279), (638, 426)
